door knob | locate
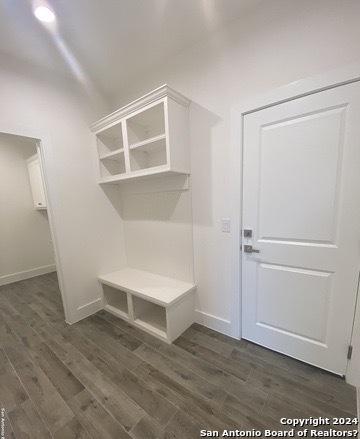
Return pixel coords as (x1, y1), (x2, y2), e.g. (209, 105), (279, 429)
(243, 245), (260, 254)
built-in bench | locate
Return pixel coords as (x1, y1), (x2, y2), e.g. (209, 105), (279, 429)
(98, 267), (196, 343)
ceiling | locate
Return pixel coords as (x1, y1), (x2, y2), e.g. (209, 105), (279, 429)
(0, 0), (263, 101)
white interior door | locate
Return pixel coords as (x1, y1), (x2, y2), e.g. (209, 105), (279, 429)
(242, 81), (360, 375)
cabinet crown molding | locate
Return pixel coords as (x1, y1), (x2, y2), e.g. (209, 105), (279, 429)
(91, 84), (191, 133)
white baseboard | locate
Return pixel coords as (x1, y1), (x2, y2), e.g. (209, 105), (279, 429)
(0, 264), (56, 287)
(195, 309), (233, 337)
(68, 297), (103, 324)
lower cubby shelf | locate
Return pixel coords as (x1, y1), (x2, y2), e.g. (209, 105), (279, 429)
(98, 267), (196, 343)
(133, 296), (167, 339)
(103, 285), (129, 320)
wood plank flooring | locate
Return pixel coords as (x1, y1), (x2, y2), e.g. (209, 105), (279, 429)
(0, 273), (357, 438)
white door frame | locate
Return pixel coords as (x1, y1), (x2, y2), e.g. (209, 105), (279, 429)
(230, 62), (360, 348)
(0, 121), (71, 322)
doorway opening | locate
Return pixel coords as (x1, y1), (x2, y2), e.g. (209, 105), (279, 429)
(0, 131), (65, 319)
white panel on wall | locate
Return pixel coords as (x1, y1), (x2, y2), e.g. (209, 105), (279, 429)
(121, 188), (194, 283)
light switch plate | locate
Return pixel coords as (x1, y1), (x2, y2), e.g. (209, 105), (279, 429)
(221, 218), (231, 233)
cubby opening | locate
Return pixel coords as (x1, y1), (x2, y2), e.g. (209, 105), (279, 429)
(126, 102), (165, 146)
(129, 137), (167, 171)
(132, 296), (167, 337)
(93, 86), (191, 184)
(97, 122), (124, 155)
(99, 151), (126, 177)
(103, 285), (129, 318)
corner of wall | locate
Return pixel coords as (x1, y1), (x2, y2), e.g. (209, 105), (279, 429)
(195, 309), (233, 338)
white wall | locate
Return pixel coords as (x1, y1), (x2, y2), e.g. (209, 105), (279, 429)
(0, 134), (55, 284)
(110, 0), (360, 336)
(120, 180), (194, 283)
(0, 56), (126, 323)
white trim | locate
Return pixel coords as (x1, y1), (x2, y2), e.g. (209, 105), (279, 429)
(26, 153), (38, 165)
(195, 310), (233, 337)
(230, 62), (360, 340)
(91, 84), (191, 133)
(236, 62), (360, 117)
(0, 121), (71, 323)
(119, 173), (189, 194)
(0, 264), (56, 286)
(73, 297), (103, 324)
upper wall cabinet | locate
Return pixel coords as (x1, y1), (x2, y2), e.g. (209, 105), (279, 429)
(27, 154), (47, 210)
(91, 85), (191, 184)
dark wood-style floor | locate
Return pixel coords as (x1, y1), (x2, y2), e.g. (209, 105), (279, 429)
(0, 273), (357, 438)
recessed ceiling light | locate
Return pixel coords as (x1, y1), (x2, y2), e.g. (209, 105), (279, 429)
(34, 6), (56, 23)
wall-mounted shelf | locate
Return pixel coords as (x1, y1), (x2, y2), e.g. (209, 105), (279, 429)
(91, 85), (191, 185)
(99, 148), (124, 160)
(99, 267), (196, 342)
(129, 133), (166, 151)
(98, 168), (188, 185)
